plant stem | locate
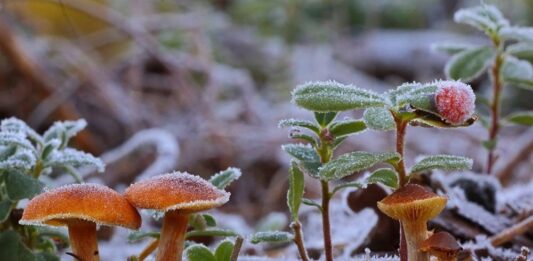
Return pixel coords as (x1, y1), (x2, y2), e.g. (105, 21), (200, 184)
(392, 114), (409, 261)
(230, 236), (244, 261)
(320, 180), (333, 261)
(138, 238), (159, 261)
(402, 221), (429, 261)
(316, 128), (334, 261)
(486, 37), (504, 175)
(290, 221), (310, 261)
(394, 118), (408, 188)
(490, 215), (533, 246)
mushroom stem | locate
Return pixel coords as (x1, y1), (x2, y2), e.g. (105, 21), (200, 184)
(156, 210), (189, 261)
(67, 220), (100, 261)
(402, 221), (429, 261)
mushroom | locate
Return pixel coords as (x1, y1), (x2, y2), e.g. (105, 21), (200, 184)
(20, 184), (141, 261)
(420, 231), (461, 261)
(124, 172), (230, 261)
(377, 184), (447, 261)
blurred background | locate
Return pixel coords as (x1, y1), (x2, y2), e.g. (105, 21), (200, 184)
(1, 0), (532, 259)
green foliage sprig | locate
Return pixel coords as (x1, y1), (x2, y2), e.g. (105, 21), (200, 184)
(435, 4), (533, 174)
(0, 117), (104, 260)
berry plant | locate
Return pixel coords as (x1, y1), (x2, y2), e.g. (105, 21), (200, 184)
(435, 4), (533, 174)
(275, 78), (477, 261)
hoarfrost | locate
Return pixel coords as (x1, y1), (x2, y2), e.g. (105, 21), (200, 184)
(43, 119), (87, 142)
(500, 27), (533, 42)
(409, 154), (473, 174)
(0, 148), (36, 170)
(47, 148), (105, 172)
(363, 107), (395, 131)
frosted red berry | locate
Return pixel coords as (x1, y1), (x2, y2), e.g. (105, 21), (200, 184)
(434, 81), (475, 125)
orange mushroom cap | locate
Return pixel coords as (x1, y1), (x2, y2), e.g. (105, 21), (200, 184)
(420, 231), (461, 258)
(20, 184), (141, 229)
(377, 184), (447, 222)
(124, 172), (230, 213)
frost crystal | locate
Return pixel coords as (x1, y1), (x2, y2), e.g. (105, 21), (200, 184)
(43, 119), (87, 143)
(47, 148), (105, 172)
(434, 80), (476, 125)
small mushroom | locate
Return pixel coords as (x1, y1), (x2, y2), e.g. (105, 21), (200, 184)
(20, 184), (141, 261)
(377, 184), (447, 261)
(124, 172), (230, 261)
(420, 231), (461, 261)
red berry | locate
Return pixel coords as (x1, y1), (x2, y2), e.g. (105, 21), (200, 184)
(435, 81), (476, 125)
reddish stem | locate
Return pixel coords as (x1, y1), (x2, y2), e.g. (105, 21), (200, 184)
(486, 39), (504, 175)
(156, 211), (188, 261)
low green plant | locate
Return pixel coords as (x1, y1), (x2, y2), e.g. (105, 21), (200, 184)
(0, 118), (104, 260)
(434, 4), (533, 174)
(272, 79), (477, 260)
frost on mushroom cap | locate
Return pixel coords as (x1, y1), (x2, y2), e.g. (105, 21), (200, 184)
(124, 171), (230, 213)
(377, 184), (447, 222)
(20, 184), (141, 229)
(420, 231), (461, 257)
(434, 80), (476, 125)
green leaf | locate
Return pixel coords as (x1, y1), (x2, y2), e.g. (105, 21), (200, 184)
(331, 181), (363, 196)
(431, 42), (479, 55)
(127, 231), (160, 242)
(318, 151), (400, 181)
(202, 214), (217, 227)
(186, 244), (216, 261)
(279, 119), (320, 134)
(500, 27), (533, 42)
(410, 155), (473, 175)
(454, 5), (508, 33)
(209, 167), (241, 190)
(5, 171), (43, 200)
(43, 119), (87, 145)
(288, 132), (317, 146)
(186, 228), (237, 238)
(292, 81), (386, 112)
(250, 231), (294, 244)
(392, 84), (438, 111)
(445, 46), (495, 82)
(506, 43), (533, 60)
(45, 148), (104, 173)
(301, 198), (322, 210)
(501, 56), (533, 82)
(287, 161), (305, 221)
(0, 199), (12, 222)
(363, 108), (395, 131)
(505, 111), (533, 126)
(366, 168), (398, 189)
(329, 120), (366, 138)
(281, 144), (321, 178)
(0, 231), (35, 261)
(314, 112), (337, 127)
(504, 77), (533, 90)
(214, 240), (234, 261)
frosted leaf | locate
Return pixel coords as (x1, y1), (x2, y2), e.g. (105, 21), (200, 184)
(0, 148), (36, 171)
(410, 154), (472, 175)
(394, 83), (437, 110)
(366, 168), (398, 189)
(208, 167), (242, 190)
(186, 244), (215, 261)
(46, 148), (104, 172)
(318, 151), (400, 181)
(445, 46), (495, 83)
(287, 161), (304, 221)
(329, 119), (366, 138)
(0, 117), (42, 144)
(500, 26), (533, 43)
(249, 231), (293, 244)
(501, 56), (533, 82)
(291, 80), (386, 112)
(431, 42), (479, 55)
(43, 119), (87, 144)
(0, 133), (37, 154)
(281, 144), (321, 178)
(278, 119), (320, 133)
(454, 5), (509, 32)
(363, 107), (395, 131)
(387, 82), (422, 105)
(506, 42), (533, 60)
